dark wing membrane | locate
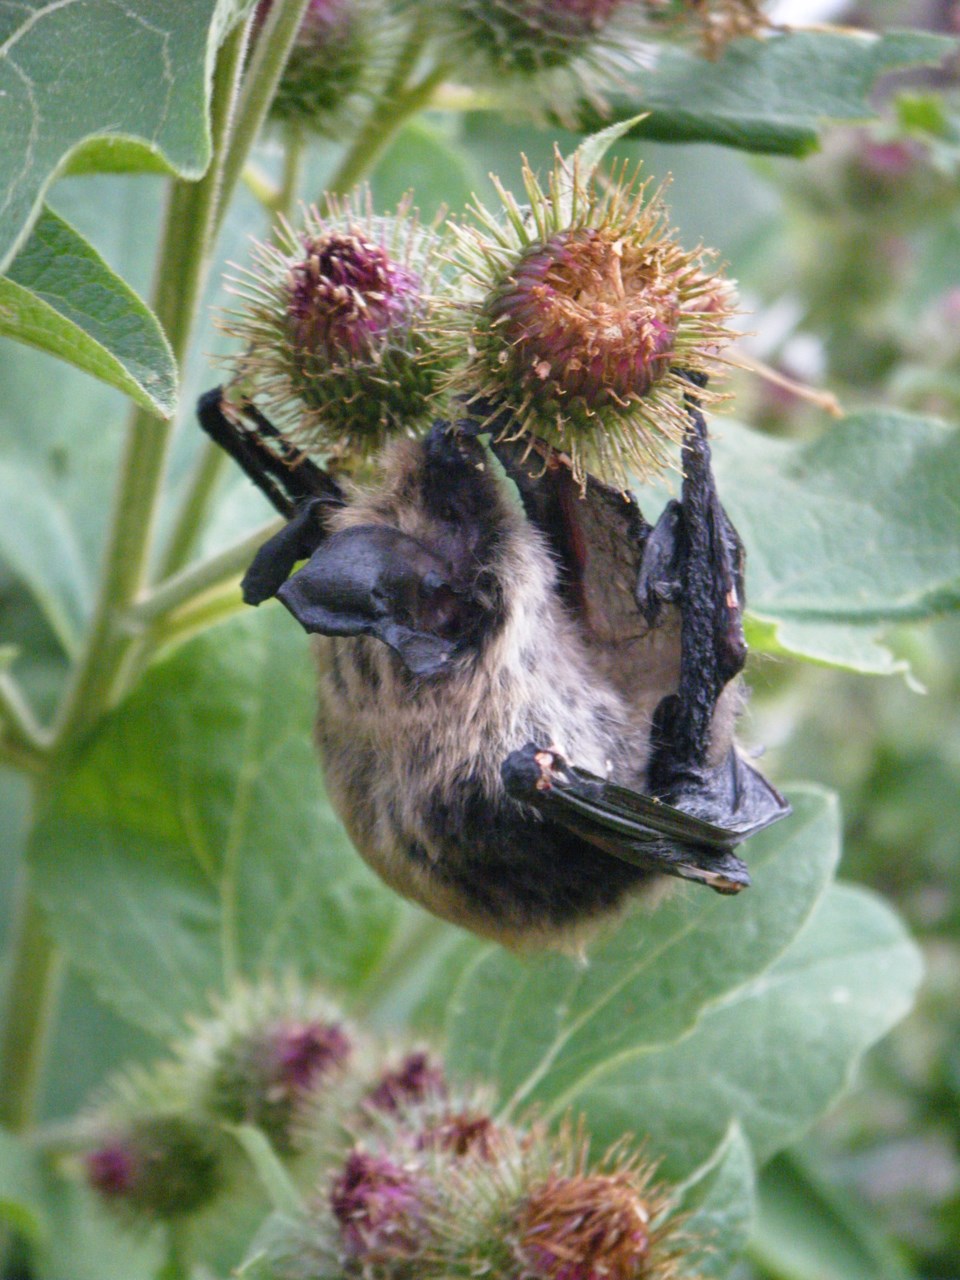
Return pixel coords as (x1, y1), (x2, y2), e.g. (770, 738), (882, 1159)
(489, 435), (652, 646)
(502, 744), (790, 895)
(197, 388), (343, 517)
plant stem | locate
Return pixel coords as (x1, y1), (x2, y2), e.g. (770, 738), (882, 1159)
(217, 0), (314, 237)
(51, 27), (248, 756)
(0, 867), (63, 1132)
(127, 519), (282, 628)
(277, 120), (305, 218)
(325, 64), (449, 199)
(0, 21), (253, 1138)
(159, 111), (304, 581)
(156, 441), (230, 581)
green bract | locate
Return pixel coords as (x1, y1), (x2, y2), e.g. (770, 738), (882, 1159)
(223, 195), (453, 463)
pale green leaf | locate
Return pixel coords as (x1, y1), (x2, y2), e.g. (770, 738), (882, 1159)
(445, 788), (837, 1118)
(0, 1), (228, 269)
(29, 605), (403, 1038)
(1, 207), (176, 416)
(564, 883), (922, 1178)
(678, 1125), (756, 1280)
(575, 31), (954, 155)
(717, 413), (960, 621)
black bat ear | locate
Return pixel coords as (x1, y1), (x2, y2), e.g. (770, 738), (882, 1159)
(275, 524), (476, 677)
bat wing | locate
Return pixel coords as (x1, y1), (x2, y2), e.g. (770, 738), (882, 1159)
(502, 743), (790, 894)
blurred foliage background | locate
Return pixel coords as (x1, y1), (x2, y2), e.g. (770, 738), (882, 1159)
(0, 0), (958, 1275)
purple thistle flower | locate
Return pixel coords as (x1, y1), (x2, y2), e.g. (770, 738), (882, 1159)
(287, 229), (421, 362)
(85, 1139), (139, 1198)
(272, 1019), (352, 1091)
(330, 1149), (429, 1262)
(364, 1050), (447, 1114)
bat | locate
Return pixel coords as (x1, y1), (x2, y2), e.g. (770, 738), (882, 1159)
(198, 386), (790, 946)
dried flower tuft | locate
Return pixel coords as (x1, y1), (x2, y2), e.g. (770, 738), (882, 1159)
(643, 0), (768, 56)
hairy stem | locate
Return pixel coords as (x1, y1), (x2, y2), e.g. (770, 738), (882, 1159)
(277, 119), (306, 218)
(0, 21), (251, 1136)
(0, 865), (63, 1132)
(217, 0), (314, 236)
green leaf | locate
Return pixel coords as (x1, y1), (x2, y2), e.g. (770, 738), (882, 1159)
(564, 882), (921, 1179)
(442, 791), (922, 1184)
(710, 412), (960, 668)
(0, 207), (176, 417)
(744, 615), (909, 678)
(567, 113), (648, 179)
(445, 787), (837, 1125)
(678, 1125), (756, 1280)
(0, 1129), (47, 1246)
(751, 1148), (913, 1280)
(575, 30), (955, 155)
(0, 1), (227, 269)
(29, 605), (403, 1039)
(0, 457), (90, 657)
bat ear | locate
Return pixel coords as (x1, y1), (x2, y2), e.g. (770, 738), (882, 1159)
(275, 524), (474, 677)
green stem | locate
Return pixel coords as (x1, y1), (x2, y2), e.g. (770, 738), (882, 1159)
(127, 519), (282, 629)
(164, 1221), (191, 1280)
(276, 120), (305, 219)
(159, 112), (304, 581)
(155, 441), (229, 581)
(325, 64), (449, 199)
(0, 869), (63, 1132)
(217, 0), (314, 237)
(51, 26), (247, 755)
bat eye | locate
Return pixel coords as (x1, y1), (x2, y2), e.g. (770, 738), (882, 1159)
(417, 579), (463, 638)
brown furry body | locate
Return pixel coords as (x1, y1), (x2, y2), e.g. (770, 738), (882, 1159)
(311, 434), (696, 945)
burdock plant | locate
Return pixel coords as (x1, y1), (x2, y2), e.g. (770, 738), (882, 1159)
(223, 193), (452, 464)
(443, 145), (736, 485)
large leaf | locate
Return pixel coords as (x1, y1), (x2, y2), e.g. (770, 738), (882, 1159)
(29, 605), (404, 1039)
(0, 207), (176, 417)
(679, 1125), (756, 1280)
(575, 30), (954, 155)
(441, 790), (921, 1183)
(706, 412), (960, 671)
(445, 789), (837, 1112)
(556, 883), (920, 1178)
(0, 1), (228, 269)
